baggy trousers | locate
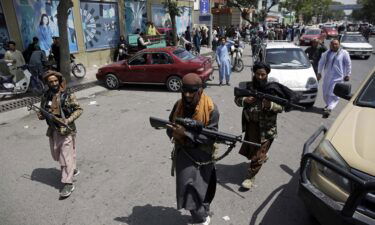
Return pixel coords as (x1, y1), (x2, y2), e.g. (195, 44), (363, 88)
(49, 130), (76, 184)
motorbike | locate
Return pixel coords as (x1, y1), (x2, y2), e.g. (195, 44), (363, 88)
(47, 54), (86, 78)
(230, 42), (244, 72)
(0, 63), (33, 98)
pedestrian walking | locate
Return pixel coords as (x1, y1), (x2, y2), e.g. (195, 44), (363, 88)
(234, 62), (297, 190)
(23, 37), (39, 63)
(318, 39), (351, 118)
(51, 37), (60, 72)
(193, 29), (201, 54)
(305, 39), (327, 74)
(185, 26), (192, 42)
(167, 73), (219, 225)
(29, 45), (47, 92)
(37, 71), (83, 198)
(215, 37), (231, 86)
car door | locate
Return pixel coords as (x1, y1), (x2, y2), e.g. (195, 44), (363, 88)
(125, 53), (149, 82)
(143, 52), (174, 83)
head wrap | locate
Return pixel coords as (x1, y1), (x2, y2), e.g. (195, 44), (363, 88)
(252, 61), (271, 74)
(43, 70), (66, 92)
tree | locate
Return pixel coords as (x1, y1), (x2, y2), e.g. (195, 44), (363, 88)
(164, 0), (181, 46)
(56, 0), (73, 82)
(226, 0), (279, 23)
(352, 0), (375, 24)
(279, 0), (333, 24)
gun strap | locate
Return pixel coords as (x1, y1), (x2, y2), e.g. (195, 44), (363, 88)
(181, 144), (236, 167)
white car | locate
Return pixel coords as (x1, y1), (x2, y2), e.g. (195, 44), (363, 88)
(263, 41), (318, 106)
(339, 33), (373, 59)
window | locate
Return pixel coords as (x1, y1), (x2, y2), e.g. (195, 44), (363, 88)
(151, 53), (172, 64)
(341, 35), (367, 43)
(173, 48), (196, 60)
(129, 53), (148, 65)
(356, 73), (375, 108)
(266, 48), (310, 69)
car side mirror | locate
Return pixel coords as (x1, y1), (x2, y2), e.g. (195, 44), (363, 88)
(334, 83), (352, 100)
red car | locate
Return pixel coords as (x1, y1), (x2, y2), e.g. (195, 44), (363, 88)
(96, 47), (213, 92)
(323, 27), (339, 38)
(299, 29), (326, 46)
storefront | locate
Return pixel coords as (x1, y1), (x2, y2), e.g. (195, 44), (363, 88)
(1, 0), (193, 68)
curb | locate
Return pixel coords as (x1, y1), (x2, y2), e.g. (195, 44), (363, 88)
(0, 85), (108, 125)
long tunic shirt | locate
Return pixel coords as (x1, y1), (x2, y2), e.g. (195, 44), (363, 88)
(318, 49), (351, 110)
(4, 50), (26, 82)
(168, 103), (220, 211)
(216, 44), (231, 82)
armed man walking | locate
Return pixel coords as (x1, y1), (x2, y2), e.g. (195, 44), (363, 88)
(318, 39), (351, 118)
(167, 73), (219, 225)
(37, 71), (83, 198)
(234, 62), (298, 190)
(305, 38), (327, 74)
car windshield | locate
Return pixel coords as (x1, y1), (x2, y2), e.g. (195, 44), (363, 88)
(341, 35), (367, 43)
(173, 48), (196, 60)
(266, 48), (310, 69)
(305, 30), (320, 35)
(355, 73), (375, 108)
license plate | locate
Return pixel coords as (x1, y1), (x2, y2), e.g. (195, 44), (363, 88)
(305, 40), (310, 43)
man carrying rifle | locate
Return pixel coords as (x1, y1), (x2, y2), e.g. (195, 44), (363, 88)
(167, 73), (219, 225)
(37, 71), (83, 198)
(234, 62), (297, 190)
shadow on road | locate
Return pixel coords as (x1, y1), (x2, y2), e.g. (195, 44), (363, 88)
(27, 168), (63, 190)
(216, 162), (248, 198)
(248, 164), (320, 225)
(114, 204), (190, 225)
(301, 106), (324, 116)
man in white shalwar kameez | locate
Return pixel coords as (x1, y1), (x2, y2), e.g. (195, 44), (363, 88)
(318, 39), (351, 118)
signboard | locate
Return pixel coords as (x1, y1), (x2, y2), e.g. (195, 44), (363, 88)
(199, 0), (209, 15)
(329, 4), (363, 11)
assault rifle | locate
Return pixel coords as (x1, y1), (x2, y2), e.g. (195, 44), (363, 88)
(27, 104), (74, 132)
(149, 116), (260, 148)
(234, 87), (305, 110)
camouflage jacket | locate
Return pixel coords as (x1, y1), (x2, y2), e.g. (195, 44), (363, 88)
(235, 96), (283, 142)
(40, 91), (83, 136)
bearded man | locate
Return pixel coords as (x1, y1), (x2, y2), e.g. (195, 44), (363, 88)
(167, 73), (219, 225)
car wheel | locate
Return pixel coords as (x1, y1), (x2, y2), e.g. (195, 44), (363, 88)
(364, 55), (370, 60)
(105, 73), (120, 89)
(166, 76), (182, 92)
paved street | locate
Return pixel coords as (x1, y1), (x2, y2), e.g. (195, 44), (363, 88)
(0, 38), (374, 225)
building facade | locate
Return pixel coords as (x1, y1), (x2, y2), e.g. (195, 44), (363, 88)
(0, 0), (194, 70)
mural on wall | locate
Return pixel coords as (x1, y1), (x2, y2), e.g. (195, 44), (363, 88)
(80, 1), (120, 50)
(0, 2), (10, 58)
(151, 5), (192, 36)
(12, 0), (78, 55)
(151, 5), (172, 29)
(125, 0), (147, 35)
(176, 7), (192, 36)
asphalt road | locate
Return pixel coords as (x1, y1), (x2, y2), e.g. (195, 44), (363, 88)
(0, 38), (374, 225)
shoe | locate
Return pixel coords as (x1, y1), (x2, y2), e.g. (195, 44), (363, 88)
(73, 169), (80, 177)
(322, 108), (331, 118)
(195, 216), (210, 225)
(60, 184), (75, 198)
(226, 82), (230, 86)
(241, 177), (255, 189)
(219, 82), (222, 86)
